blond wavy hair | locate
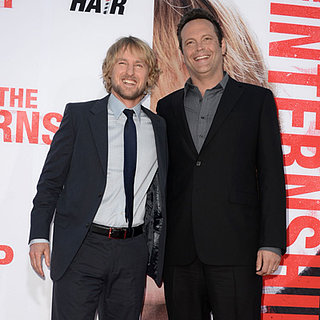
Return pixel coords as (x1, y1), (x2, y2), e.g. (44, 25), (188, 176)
(152, 0), (272, 108)
(102, 36), (161, 94)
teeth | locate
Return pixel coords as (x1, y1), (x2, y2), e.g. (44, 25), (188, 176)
(123, 79), (136, 84)
(195, 55), (209, 61)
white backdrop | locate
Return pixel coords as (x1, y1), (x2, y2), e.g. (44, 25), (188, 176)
(0, 1), (154, 319)
(1, 0), (320, 319)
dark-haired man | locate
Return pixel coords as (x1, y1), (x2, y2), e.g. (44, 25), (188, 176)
(157, 8), (286, 320)
(29, 36), (167, 320)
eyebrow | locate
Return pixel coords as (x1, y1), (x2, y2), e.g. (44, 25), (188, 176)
(116, 58), (146, 64)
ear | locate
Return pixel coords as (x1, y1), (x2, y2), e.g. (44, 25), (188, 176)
(179, 49), (186, 65)
(221, 38), (227, 56)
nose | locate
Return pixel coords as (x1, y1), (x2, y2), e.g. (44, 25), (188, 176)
(126, 63), (134, 75)
(195, 41), (204, 52)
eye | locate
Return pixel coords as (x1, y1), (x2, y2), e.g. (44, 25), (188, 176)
(135, 63), (144, 69)
(203, 36), (212, 42)
(185, 40), (195, 47)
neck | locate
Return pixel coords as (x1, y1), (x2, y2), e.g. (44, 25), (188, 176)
(111, 91), (141, 109)
(191, 70), (224, 97)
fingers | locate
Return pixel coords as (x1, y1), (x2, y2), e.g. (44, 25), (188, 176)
(256, 250), (281, 276)
(44, 247), (51, 268)
(256, 250), (263, 273)
(29, 243), (50, 278)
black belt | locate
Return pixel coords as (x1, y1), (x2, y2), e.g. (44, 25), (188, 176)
(90, 223), (144, 239)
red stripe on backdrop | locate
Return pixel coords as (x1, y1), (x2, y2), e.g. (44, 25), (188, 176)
(263, 294), (320, 308)
(262, 314), (318, 320)
(271, 3), (320, 19)
(264, 255), (320, 288)
(4, 0), (12, 8)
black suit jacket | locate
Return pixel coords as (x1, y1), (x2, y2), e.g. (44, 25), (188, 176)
(29, 95), (168, 286)
(157, 77), (286, 267)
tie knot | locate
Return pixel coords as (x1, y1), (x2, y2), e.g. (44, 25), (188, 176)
(123, 109), (134, 119)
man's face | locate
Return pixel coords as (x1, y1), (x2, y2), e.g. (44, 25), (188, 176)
(181, 19), (225, 81)
(110, 47), (149, 108)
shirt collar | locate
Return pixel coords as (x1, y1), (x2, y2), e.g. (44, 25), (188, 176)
(108, 93), (142, 121)
(184, 72), (229, 95)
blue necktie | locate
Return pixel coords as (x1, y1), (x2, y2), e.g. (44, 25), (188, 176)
(123, 109), (137, 229)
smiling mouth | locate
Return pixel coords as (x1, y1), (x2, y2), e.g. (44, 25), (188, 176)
(194, 55), (210, 61)
(122, 79), (136, 85)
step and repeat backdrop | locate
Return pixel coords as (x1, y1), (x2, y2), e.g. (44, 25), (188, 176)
(1, 0), (319, 319)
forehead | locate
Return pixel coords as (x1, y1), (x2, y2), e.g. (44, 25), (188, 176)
(181, 18), (217, 38)
(116, 46), (146, 62)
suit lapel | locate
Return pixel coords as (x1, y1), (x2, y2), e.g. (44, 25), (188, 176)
(201, 78), (244, 151)
(172, 90), (198, 157)
(89, 96), (109, 175)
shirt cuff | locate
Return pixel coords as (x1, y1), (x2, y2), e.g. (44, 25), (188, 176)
(259, 247), (282, 257)
(29, 239), (50, 246)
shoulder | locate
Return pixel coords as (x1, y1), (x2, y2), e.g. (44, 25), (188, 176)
(158, 88), (184, 104)
(141, 106), (165, 125)
(228, 77), (273, 97)
(65, 96), (109, 114)
(156, 88), (184, 116)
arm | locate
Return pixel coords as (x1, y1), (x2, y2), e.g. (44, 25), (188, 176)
(256, 90), (286, 275)
(28, 104), (75, 275)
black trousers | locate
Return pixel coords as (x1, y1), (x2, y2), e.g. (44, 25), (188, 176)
(164, 257), (262, 320)
(52, 231), (148, 320)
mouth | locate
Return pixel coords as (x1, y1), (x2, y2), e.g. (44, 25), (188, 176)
(122, 78), (137, 86)
(194, 55), (210, 61)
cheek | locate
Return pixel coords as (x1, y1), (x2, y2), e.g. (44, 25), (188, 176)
(139, 71), (149, 85)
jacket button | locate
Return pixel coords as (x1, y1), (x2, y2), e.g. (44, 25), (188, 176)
(196, 161), (201, 167)
(98, 193), (103, 198)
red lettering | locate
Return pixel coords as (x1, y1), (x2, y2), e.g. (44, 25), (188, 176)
(271, 3), (320, 20)
(286, 174), (320, 197)
(270, 22), (320, 60)
(268, 65), (320, 97)
(262, 314), (318, 319)
(264, 254), (320, 288)
(25, 89), (38, 108)
(0, 87), (39, 108)
(0, 245), (14, 265)
(16, 111), (39, 144)
(0, 87), (9, 107)
(286, 174), (320, 210)
(10, 88), (23, 108)
(4, 0), (12, 8)
(0, 110), (12, 142)
(263, 293), (319, 308)
(42, 112), (62, 145)
(282, 133), (320, 168)
(276, 98), (320, 130)
(287, 198), (320, 211)
(287, 216), (320, 248)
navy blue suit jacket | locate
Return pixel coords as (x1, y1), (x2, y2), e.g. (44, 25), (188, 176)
(29, 95), (168, 286)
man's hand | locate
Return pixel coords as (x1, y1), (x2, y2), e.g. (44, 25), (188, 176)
(256, 249), (281, 276)
(29, 243), (50, 278)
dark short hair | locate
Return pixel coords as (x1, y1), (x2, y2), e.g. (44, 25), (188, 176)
(177, 8), (223, 52)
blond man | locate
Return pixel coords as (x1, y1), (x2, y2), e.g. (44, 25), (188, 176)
(29, 36), (167, 320)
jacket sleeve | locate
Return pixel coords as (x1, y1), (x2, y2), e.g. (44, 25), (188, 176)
(257, 90), (287, 254)
(29, 104), (75, 242)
